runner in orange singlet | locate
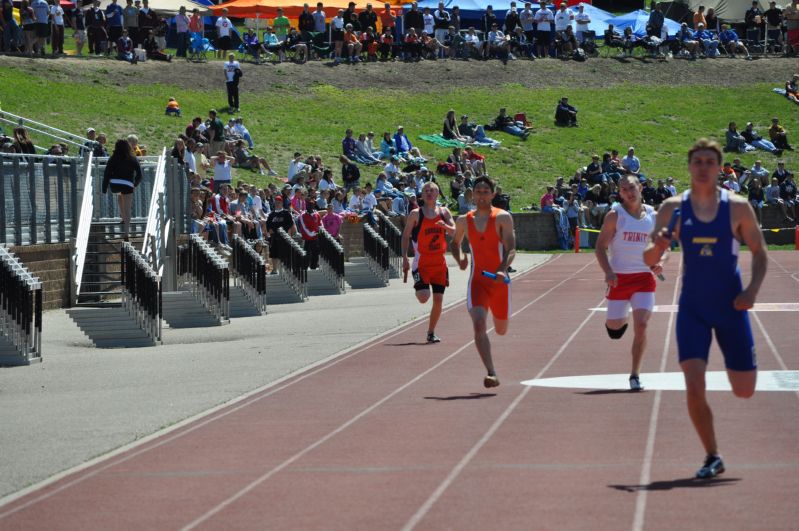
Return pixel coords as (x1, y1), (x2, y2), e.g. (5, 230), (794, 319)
(451, 177), (516, 388)
(401, 182), (456, 343)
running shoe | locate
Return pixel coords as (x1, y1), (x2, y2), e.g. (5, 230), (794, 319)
(426, 332), (441, 343)
(483, 375), (500, 388)
(696, 455), (725, 479)
(629, 376), (644, 392)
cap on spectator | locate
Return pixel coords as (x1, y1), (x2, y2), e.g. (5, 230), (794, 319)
(560, 2), (566, 6)
(697, 22), (704, 27)
(667, 177), (674, 181)
(274, 195), (284, 201)
(772, 117), (780, 122)
(87, 127), (95, 133)
(420, 166), (429, 172)
(397, 125), (404, 129)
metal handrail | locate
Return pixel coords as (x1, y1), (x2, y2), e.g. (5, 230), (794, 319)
(180, 235), (230, 323)
(72, 152), (94, 303)
(274, 228), (308, 300)
(374, 210), (403, 277)
(0, 108), (92, 152)
(141, 148), (168, 275)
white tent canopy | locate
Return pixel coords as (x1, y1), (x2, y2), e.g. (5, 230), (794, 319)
(83, 0), (211, 16)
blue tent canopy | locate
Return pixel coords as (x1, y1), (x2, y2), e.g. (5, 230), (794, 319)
(569, 3), (612, 35)
(606, 9), (681, 38)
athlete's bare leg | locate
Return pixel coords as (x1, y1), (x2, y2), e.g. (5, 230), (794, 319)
(727, 369), (756, 399)
(415, 289), (430, 304)
(469, 306), (495, 376)
(681, 359), (718, 456)
(428, 293), (444, 335)
(630, 308), (651, 377)
(606, 317), (628, 331)
(493, 316), (509, 335)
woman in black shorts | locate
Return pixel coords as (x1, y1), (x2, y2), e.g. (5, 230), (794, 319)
(102, 139), (143, 240)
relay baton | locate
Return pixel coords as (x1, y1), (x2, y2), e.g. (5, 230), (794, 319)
(482, 271), (511, 284)
(653, 207), (681, 282)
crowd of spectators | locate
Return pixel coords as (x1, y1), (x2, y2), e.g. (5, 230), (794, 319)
(3, 0), (799, 62)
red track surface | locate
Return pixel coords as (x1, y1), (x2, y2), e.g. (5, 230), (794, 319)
(1, 252), (798, 530)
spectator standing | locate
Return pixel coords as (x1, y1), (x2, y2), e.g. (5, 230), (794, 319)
(744, 0), (762, 31)
(175, 5), (190, 57)
(647, 1), (664, 37)
(785, 0), (799, 55)
(102, 138), (143, 240)
(215, 8), (232, 58)
(138, 0), (157, 46)
(505, 2), (521, 35)
(31, 0), (50, 55)
(313, 2), (327, 32)
(273, 8), (290, 41)
(380, 2), (396, 34)
(533, 0), (553, 58)
(50, 0), (65, 54)
(122, 0), (139, 46)
(105, 0), (123, 54)
(693, 4), (707, 29)
(359, 3), (378, 34)
(554, 2), (573, 39)
(433, 2), (449, 53)
(520, 2), (535, 43)
(574, 3), (591, 43)
(298, 205), (322, 268)
(2, 0), (22, 52)
(404, 2), (423, 34)
(223, 54), (241, 112)
(188, 7), (203, 37)
(299, 3), (314, 33)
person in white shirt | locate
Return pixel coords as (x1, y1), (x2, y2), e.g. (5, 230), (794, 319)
(574, 3), (591, 43)
(384, 157), (401, 184)
(233, 118), (253, 148)
(533, 0), (553, 58)
(212, 151), (234, 193)
(554, 2), (574, 37)
(50, 2), (66, 54)
(463, 26), (484, 55)
(432, 2), (450, 49)
(223, 53), (241, 112)
(422, 7), (435, 35)
(724, 174), (741, 193)
(365, 131), (382, 159)
(488, 23), (511, 62)
(666, 177), (677, 197)
(287, 152), (309, 182)
(215, 8), (232, 58)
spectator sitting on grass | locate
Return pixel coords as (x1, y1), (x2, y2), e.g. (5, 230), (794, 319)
(376, 171), (400, 198)
(233, 118), (254, 148)
(340, 155), (361, 192)
(443, 109), (472, 143)
(230, 188), (259, 239)
(318, 169), (339, 193)
(165, 97), (181, 117)
(725, 121), (755, 153)
(780, 173), (798, 219)
(766, 176), (795, 222)
(621, 146), (645, 181)
(742, 122), (782, 156)
(458, 114), (499, 147)
(288, 152), (308, 183)
(342, 128), (358, 160)
(463, 146), (487, 175)
(234, 140), (276, 175)
(394, 125), (413, 156)
(769, 118), (793, 151)
(143, 28), (171, 61)
(492, 107), (529, 139)
(355, 133), (382, 164)
(601, 152), (622, 183)
(116, 29), (136, 62)
(751, 159), (770, 186)
(458, 187), (476, 214)
(748, 178), (764, 225)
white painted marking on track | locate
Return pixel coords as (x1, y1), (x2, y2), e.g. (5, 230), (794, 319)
(521, 370), (799, 392)
(589, 302), (799, 313)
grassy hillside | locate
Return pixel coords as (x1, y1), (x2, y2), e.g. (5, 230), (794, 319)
(2, 64), (796, 208)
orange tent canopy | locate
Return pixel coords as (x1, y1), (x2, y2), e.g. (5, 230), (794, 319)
(210, 0), (402, 20)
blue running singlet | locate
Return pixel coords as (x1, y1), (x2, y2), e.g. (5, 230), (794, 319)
(676, 189), (756, 371)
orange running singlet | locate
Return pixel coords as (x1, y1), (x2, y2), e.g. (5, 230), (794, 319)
(411, 208), (448, 288)
(466, 207), (511, 319)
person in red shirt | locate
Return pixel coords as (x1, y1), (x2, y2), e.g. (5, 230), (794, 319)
(463, 146), (487, 175)
(298, 205), (322, 269)
(379, 27), (395, 60)
(451, 176), (516, 388)
(342, 23), (362, 62)
(401, 182), (455, 343)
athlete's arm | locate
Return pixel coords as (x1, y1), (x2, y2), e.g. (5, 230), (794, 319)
(401, 209), (419, 273)
(731, 197), (768, 310)
(643, 198), (680, 267)
(436, 207), (457, 235)
(450, 215), (469, 270)
(496, 211), (516, 280)
(595, 209), (618, 287)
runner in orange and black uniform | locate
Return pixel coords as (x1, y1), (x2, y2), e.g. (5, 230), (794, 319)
(451, 176), (516, 388)
(401, 182), (456, 343)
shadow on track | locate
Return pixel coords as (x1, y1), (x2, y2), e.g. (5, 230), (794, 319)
(385, 342), (433, 346)
(609, 477), (741, 492)
(424, 393), (497, 401)
(577, 389), (642, 395)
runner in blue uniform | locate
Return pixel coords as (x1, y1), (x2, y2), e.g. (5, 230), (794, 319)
(644, 138), (768, 480)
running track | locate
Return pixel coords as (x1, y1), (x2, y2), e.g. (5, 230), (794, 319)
(1, 252), (798, 530)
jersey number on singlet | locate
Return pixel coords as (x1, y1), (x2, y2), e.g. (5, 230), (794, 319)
(428, 233), (440, 252)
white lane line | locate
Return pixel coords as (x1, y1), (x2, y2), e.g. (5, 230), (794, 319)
(0, 256), (558, 519)
(632, 261), (683, 531)
(0, 255), (561, 520)
(402, 297), (604, 529)
(182, 256), (584, 531)
(750, 311), (799, 400)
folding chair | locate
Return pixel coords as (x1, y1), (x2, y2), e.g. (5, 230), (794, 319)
(581, 30), (598, 57)
(187, 32), (210, 62)
(306, 31), (332, 59)
(514, 113), (532, 128)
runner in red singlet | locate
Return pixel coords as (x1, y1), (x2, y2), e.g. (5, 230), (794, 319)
(451, 177), (516, 388)
(401, 182), (456, 343)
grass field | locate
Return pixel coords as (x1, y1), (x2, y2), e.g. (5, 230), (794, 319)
(2, 61), (797, 209)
